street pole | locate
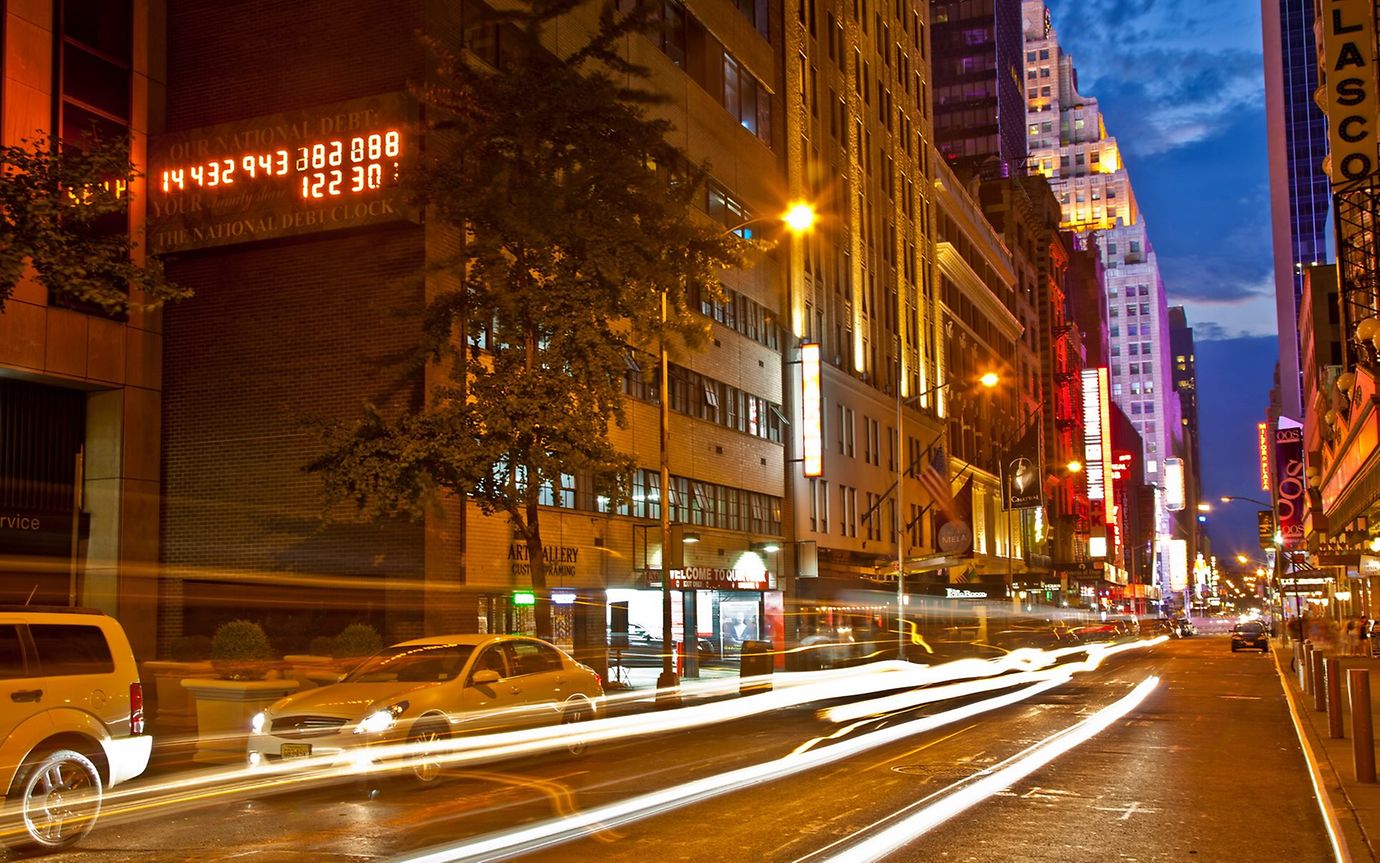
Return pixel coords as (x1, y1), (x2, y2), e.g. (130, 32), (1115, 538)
(657, 288), (679, 704)
(896, 339), (906, 661)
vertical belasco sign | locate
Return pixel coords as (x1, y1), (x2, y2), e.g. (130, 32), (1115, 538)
(1274, 420), (1306, 550)
(1321, 0), (1379, 184)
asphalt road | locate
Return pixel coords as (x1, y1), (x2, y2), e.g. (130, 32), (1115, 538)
(11, 635), (1331, 862)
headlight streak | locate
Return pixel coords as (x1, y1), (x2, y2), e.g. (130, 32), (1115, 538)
(819, 636), (1168, 725)
(0, 637), (1163, 845)
(806, 676), (1161, 863)
(390, 676), (1073, 863)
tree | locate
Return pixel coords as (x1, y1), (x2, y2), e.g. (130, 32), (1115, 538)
(309, 0), (745, 638)
(0, 134), (188, 313)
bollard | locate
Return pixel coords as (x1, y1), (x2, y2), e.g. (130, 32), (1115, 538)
(1303, 643), (1314, 693)
(1328, 657), (1345, 739)
(1349, 668), (1377, 783)
(1313, 649), (1328, 712)
(1296, 642), (1307, 688)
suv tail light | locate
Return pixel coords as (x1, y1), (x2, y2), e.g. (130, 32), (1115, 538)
(130, 682), (145, 735)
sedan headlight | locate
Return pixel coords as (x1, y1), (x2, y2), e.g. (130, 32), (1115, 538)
(355, 700), (410, 735)
(250, 711), (268, 735)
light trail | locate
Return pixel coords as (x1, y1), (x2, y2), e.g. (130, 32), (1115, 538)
(0, 637), (1165, 844)
(391, 676), (1074, 863)
(819, 636), (1167, 724)
(808, 676), (1161, 863)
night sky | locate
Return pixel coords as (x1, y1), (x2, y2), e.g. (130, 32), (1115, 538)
(1044, 0), (1280, 557)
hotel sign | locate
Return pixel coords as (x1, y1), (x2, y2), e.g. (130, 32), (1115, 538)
(149, 93), (416, 253)
(1257, 422), (1271, 491)
(1321, 0), (1379, 184)
(1080, 369), (1106, 501)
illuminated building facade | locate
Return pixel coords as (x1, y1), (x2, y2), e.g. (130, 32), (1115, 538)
(1168, 305), (1202, 569)
(0, 0), (162, 657)
(153, 0), (791, 665)
(1020, 0), (1180, 599)
(1261, 0), (1331, 420)
(930, 0), (1027, 178)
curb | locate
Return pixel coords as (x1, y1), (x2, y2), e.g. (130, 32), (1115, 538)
(1273, 646), (1360, 862)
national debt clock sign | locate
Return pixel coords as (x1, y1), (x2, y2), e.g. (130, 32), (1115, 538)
(148, 93), (417, 253)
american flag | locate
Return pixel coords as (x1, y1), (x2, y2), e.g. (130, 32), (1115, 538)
(918, 446), (958, 520)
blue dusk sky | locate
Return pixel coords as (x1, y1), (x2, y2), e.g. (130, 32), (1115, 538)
(1044, 0), (1281, 555)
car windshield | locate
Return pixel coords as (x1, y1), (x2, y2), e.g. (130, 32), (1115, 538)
(1234, 623), (1264, 635)
(342, 644), (475, 684)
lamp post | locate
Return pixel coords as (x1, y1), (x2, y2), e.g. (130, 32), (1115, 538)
(891, 370), (999, 660)
(1219, 494), (1294, 641)
(656, 203), (816, 704)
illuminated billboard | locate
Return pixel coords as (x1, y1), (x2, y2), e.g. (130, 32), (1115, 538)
(801, 343), (823, 477)
(1163, 458), (1185, 511)
(1080, 369), (1106, 501)
(1168, 539), (1189, 591)
(148, 93), (415, 253)
(1257, 422), (1271, 492)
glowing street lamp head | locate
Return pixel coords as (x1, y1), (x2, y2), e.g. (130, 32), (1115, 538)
(1197, 502), (1212, 513)
(979, 372), (1000, 389)
(1220, 496), (1233, 503)
(1236, 554), (1248, 565)
(784, 202), (816, 233)
(1066, 460), (1083, 474)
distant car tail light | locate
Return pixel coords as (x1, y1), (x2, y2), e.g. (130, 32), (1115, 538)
(130, 682), (145, 735)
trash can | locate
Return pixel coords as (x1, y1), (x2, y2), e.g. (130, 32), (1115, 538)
(740, 640), (774, 695)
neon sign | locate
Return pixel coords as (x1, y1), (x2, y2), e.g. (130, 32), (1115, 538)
(801, 343), (823, 477)
(1257, 422), (1271, 491)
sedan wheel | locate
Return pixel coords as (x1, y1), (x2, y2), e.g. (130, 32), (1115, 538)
(407, 722), (450, 785)
(561, 704), (592, 757)
(11, 749), (103, 852)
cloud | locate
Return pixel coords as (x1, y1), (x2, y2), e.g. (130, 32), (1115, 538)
(1044, 0), (1264, 157)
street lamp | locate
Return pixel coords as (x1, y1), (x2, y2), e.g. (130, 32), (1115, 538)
(656, 204), (816, 703)
(1065, 460), (1083, 474)
(893, 370), (1000, 659)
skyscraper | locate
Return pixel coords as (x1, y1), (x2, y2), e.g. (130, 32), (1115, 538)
(1261, 0), (1332, 421)
(1021, 0), (1182, 605)
(931, 0), (1027, 177)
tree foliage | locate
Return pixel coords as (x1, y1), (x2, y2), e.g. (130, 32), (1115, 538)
(0, 134), (188, 313)
(310, 0), (746, 636)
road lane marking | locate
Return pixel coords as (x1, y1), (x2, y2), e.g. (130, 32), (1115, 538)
(1093, 800), (1158, 820)
(806, 676), (1160, 863)
(868, 724), (977, 770)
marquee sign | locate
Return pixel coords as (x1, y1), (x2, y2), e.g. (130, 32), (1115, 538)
(149, 93), (416, 253)
(1274, 419), (1306, 549)
(801, 343), (823, 477)
(1321, 0), (1379, 184)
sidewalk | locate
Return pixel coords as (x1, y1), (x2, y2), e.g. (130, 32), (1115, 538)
(1274, 641), (1380, 862)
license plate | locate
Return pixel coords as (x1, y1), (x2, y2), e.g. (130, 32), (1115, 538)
(280, 743), (311, 760)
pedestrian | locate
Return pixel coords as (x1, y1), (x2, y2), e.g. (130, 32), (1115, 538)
(1359, 616), (1371, 657)
(1345, 618), (1357, 656)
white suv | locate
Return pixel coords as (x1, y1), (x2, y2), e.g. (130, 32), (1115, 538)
(0, 607), (152, 852)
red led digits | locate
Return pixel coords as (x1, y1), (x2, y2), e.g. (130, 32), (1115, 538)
(159, 130), (400, 200)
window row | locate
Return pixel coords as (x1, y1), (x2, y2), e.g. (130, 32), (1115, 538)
(622, 363), (784, 444)
(603, 469), (782, 534)
(691, 282), (781, 350)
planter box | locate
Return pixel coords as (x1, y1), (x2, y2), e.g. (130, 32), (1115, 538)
(181, 678), (300, 764)
(142, 660), (213, 735)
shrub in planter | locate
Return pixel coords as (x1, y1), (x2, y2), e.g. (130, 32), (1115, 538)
(332, 623), (382, 661)
(211, 620), (274, 680)
(171, 635), (213, 662)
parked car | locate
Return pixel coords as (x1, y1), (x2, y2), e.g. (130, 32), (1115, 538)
(247, 634), (603, 782)
(0, 606), (152, 853)
(1231, 621), (1269, 652)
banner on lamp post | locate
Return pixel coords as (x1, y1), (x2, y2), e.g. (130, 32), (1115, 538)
(1001, 424), (1043, 510)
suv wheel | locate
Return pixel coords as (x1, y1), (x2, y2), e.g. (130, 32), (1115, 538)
(11, 748), (103, 852)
